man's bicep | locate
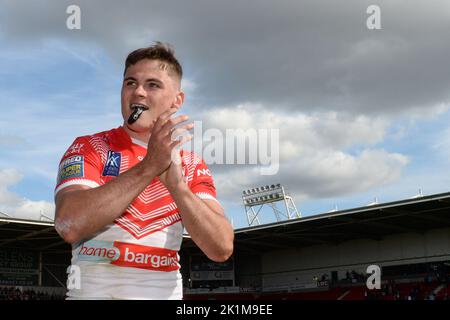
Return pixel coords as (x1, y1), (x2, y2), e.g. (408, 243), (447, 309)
(55, 184), (91, 213)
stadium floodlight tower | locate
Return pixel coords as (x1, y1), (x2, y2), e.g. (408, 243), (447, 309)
(0, 211), (12, 218)
(242, 184), (301, 227)
(40, 211), (54, 222)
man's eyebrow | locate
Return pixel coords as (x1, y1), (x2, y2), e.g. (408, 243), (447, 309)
(123, 77), (163, 84)
(145, 78), (163, 84)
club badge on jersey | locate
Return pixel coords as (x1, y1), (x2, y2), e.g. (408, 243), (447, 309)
(102, 150), (122, 177)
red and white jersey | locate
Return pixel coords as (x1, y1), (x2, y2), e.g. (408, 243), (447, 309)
(55, 126), (218, 299)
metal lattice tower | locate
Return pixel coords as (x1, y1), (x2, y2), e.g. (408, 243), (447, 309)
(242, 184), (301, 226)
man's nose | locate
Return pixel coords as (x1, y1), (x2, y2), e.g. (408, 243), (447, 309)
(134, 85), (146, 97)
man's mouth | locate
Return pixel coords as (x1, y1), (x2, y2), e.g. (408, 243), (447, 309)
(128, 103), (149, 124)
(130, 103), (149, 110)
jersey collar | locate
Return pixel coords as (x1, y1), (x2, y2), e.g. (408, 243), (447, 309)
(130, 137), (148, 149)
(117, 126), (148, 149)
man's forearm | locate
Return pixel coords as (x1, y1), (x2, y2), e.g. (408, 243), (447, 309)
(169, 183), (234, 262)
(55, 162), (157, 244)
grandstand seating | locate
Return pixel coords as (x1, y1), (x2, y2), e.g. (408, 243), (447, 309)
(184, 280), (449, 300)
(0, 286), (65, 300)
(435, 283), (450, 300)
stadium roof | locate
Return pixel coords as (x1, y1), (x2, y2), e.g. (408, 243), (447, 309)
(0, 217), (69, 253)
(182, 191), (450, 255)
(2, 191), (450, 255)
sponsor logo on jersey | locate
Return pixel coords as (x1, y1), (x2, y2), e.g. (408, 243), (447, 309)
(77, 240), (179, 272)
(64, 143), (84, 156)
(102, 150), (122, 176)
(58, 155), (84, 183)
(77, 240), (120, 263)
(197, 168), (211, 176)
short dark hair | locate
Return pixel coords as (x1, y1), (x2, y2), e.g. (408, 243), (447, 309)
(124, 42), (183, 81)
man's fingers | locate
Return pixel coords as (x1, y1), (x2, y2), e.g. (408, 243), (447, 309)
(160, 115), (190, 136)
(170, 133), (193, 148)
(160, 105), (180, 120)
(169, 123), (194, 142)
(153, 107), (179, 132)
(177, 122), (194, 132)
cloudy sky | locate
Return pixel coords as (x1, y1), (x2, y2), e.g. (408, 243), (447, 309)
(1, 0), (450, 228)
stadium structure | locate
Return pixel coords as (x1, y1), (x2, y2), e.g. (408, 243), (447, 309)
(1, 191), (450, 300)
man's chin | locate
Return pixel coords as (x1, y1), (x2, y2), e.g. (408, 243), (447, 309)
(125, 121), (154, 133)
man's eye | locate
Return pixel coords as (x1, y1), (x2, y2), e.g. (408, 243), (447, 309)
(148, 83), (160, 88)
(126, 81), (136, 86)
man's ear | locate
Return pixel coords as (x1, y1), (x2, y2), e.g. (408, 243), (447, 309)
(173, 91), (185, 109)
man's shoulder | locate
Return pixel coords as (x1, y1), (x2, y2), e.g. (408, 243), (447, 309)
(63, 127), (124, 158)
(76, 127), (120, 140)
(71, 127), (123, 146)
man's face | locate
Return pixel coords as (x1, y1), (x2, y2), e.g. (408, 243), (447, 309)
(121, 59), (184, 134)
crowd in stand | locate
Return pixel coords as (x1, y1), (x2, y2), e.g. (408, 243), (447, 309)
(363, 276), (450, 300)
(0, 286), (65, 300)
(344, 270), (366, 283)
(364, 282), (450, 300)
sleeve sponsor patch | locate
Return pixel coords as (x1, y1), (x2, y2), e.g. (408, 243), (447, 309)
(58, 155), (84, 183)
(102, 150), (122, 177)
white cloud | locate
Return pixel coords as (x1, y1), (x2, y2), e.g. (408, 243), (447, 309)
(192, 105), (409, 203)
(0, 168), (55, 221)
(291, 149), (409, 197)
(0, 134), (26, 146)
(432, 126), (450, 161)
(198, 103), (390, 157)
(214, 148), (408, 205)
(181, 78), (197, 95)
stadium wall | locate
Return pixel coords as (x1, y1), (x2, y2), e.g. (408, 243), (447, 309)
(260, 227), (450, 290)
(234, 253), (262, 288)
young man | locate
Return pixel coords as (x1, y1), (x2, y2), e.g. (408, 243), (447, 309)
(54, 42), (234, 300)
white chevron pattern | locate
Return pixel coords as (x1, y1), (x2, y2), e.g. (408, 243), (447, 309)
(138, 183), (170, 204)
(183, 153), (201, 182)
(127, 202), (178, 221)
(89, 136), (110, 164)
(119, 156), (129, 174)
(115, 212), (181, 238)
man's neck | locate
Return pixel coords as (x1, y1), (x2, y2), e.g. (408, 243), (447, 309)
(122, 123), (151, 145)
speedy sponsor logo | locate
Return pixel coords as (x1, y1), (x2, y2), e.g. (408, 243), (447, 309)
(76, 240), (179, 272)
(58, 155), (84, 183)
(102, 150), (121, 177)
